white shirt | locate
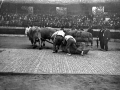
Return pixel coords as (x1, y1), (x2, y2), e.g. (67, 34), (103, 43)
(65, 35), (76, 43)
(51, 30), (65, 38)
(25, 27), (29, 35)
(25, 27), (31, 35)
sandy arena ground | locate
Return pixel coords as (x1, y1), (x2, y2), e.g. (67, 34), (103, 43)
(0, 36), (120, 74)
(0, 35), (120, 90)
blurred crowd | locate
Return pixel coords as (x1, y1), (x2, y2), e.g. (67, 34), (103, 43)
(0, 12), (120, 29)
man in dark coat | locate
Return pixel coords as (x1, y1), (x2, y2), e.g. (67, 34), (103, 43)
(98, 27), (111, 51)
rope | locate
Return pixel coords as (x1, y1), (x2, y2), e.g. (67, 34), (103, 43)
(41, 37), (53, 44)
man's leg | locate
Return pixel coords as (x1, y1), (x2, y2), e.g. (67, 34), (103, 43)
(100, 40), (104, 49)
(72, 42), (77, 50)
(102, 40), (105, 50)
(53, 38), (57, 53)
(104, 40), (108, 51)
(75, 42), (85, 56)
(80, 42), (85, 56)
(53, 36), (63, 53)
(100, 40), (102, 49)
(96, 38), (99, 48)
(66, 39), (72, 55)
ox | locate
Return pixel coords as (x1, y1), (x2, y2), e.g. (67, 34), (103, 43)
(38, 27), (58, 48)
(25, 27), (58, 49)
(64, 29), (93, 46)
(25, 26), (41, 49)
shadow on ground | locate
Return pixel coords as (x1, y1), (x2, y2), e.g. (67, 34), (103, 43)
(0, 36), (53, 49)
(0, 72), (120, 90)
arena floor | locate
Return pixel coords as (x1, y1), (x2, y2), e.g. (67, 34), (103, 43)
(0, 74), (120, 90)
(0, 36), (120, 75)
(0, 35), (120, 90)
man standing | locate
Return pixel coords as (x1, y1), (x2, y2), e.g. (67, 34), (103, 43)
(25, 25), (31, 36)
(25, 25), (32, 41)
(51, 28), (65, 53)
(99, 26), (111, 51)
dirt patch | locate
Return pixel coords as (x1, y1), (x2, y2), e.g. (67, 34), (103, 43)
(0, 74), (120, 90)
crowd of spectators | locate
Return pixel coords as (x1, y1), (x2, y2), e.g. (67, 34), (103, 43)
(0, 12), (120, 29)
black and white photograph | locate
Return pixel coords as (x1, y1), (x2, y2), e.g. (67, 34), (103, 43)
(0, 0), (120, 90)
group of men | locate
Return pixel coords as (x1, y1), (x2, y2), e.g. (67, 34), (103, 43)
(51, 28), (83, 56)
(51, 26), (111, 56)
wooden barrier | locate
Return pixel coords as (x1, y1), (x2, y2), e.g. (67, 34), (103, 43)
(0, 27), (25, 34)
(0, 27), (120, 39)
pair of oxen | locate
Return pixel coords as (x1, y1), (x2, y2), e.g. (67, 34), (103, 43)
(25, 26), (93, 54)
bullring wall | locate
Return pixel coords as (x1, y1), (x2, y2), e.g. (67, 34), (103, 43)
(0, 27), (120, 39)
